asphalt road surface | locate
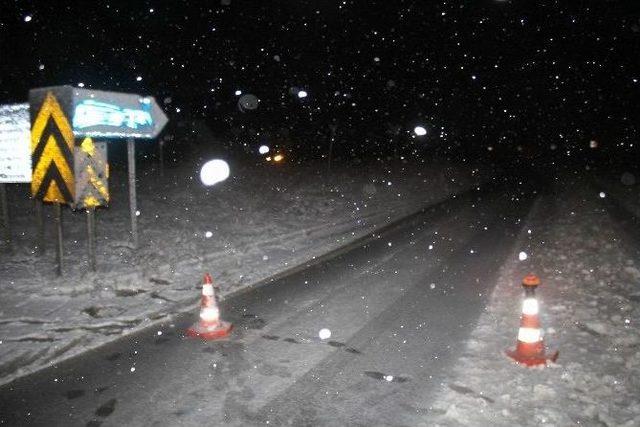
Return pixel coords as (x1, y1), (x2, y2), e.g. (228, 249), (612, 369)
(0, 179), (537, 427)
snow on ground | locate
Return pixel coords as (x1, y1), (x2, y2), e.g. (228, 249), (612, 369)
(427, 181), (640, 427)
(0, 137), (484, 387)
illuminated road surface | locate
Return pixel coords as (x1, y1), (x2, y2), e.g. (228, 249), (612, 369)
(0, 180), (536, 427)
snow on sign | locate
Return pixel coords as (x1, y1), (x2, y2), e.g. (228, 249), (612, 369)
(29, 87), (76, 203)
(0, 103), (31, 183)
(71, 88), (168, 139)
(74, 138), (109, 209)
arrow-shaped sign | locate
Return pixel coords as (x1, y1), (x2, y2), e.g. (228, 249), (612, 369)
(71, 88), (168, 139)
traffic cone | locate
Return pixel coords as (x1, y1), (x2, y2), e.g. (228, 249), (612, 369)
(186, 273), (233, 340)
(506, 274), (558, 367)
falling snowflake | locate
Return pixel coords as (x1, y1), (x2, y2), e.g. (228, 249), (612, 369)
(414, 126), (427, 136)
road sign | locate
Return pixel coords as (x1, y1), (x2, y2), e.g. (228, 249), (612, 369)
(30, 87), (75, 203)
(0, 103), (31, 183)
(74, 137), (109, 209)
(71, 88), (168, 139)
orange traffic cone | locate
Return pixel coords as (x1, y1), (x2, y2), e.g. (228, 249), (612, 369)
(506, 274), (558, 367)
(186, 273), (233, 340)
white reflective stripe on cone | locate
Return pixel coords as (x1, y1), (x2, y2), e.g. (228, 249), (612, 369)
(518, 327), (542, 343)
(200, 306), (220, 322)
(522, 298), (539, 316)
(202, 284), (214, 296)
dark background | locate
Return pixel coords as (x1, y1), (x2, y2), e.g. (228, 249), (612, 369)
(1, 0), (638, 168)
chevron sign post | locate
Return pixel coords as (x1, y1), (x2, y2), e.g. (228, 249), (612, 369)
(29, 85), (168, 273)
(74, 137), (109, 210)
(29, 86), (75, 275)
(75, 137), (109, 271)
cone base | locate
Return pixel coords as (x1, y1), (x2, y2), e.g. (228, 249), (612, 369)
(186, 321), (233, 340)
(506, 349), (559, 367)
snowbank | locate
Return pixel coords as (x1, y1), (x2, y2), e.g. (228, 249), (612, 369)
(426, 182), (640, 427)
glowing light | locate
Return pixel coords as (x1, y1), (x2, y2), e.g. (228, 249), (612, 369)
(136, 76), (142, 82)
(518, 251), (528, 261)
(384, 375), (394, 382)
(599, 192), (606, 198)
(297, 90), (308, 99)
(200, 159), (230, 186)
(522, 298), (539, 315)
(318, 328), (331, 340)
(414, 126), (427, 136)
(258, 145), (270, 154)
(24, 15), (32, 22)
(590, 140), (598, 149)
(205, 231), (213, 238)
(235, 90), (242, 96)
(273, 154), (284, 162)
(265, 156), (272, 161)
(73, 100), (153, 130)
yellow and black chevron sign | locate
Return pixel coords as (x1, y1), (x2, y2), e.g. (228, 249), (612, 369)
(30, 90), (75, 203)
(74, 137), (109, 209)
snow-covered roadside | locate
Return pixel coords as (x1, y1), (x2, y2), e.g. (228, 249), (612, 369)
(0, 148), (484, 387)
(426, 183), (640, 426)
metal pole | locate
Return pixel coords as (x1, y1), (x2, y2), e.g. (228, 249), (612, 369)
(35, 199), (45, 254)
(0, 183), (10, 251)
(127, 138), (138, 249)
(159, 138), (165, 178)
(87, 208), (96, 272)
(54, 203), (63, 276)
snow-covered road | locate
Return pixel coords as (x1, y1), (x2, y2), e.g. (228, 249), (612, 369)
(0, 149), (483, 387)
(2, 162), (639, 426)
(0, 177), (537, 426)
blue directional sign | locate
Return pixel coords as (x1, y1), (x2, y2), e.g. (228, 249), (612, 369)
(71, 88), (168, 139)
(73, 100), (153, 131)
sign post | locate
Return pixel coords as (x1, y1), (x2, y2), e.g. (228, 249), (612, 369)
(26, 85), (167, 273)
(29, 87), (76, 275)
(127, 138), (138, 249)
(74, 137), (109, 269)
(70, 88), (167, 249)
(54, 203), (63, 276)
(35, 199), (45, 254)
(158, 136), (165, 178)
(86, 208), (96, 271)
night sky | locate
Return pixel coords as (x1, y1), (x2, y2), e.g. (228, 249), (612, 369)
(1, 0), (639, 164)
